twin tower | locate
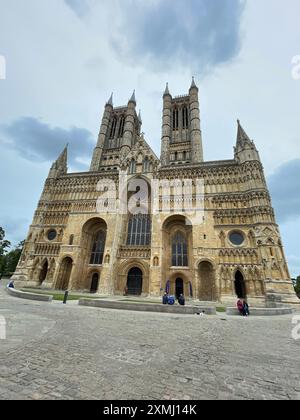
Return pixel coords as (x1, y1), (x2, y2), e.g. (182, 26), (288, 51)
(90, 78), (203, 172)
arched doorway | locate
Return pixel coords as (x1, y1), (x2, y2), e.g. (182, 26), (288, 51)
(234, 270), (247, 299)
(57, 257), (73, 291)
(127, 268), (143, 296)
(90, 273), (99, 293)
(39, 260), (48, 284)
(175, 278), (184, 299)
(198, 261), (216, 301)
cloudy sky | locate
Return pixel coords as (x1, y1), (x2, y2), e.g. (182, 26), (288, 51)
(0, 0), (299, 275)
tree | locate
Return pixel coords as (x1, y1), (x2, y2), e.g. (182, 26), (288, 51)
(0, 227), (11, 274)
(4, 241), (25, 274)
(0, 227), (11, 254)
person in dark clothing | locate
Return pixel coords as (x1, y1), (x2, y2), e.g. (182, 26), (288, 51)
(178, 294), (185, 306)
(8, 280), (15, 289)
(162, 293), (168, 305)
(243, 300), (250, 316)
(237, 299), (250, 316)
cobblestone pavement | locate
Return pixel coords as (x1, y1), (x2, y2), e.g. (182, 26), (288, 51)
(0, 281), (299, 400)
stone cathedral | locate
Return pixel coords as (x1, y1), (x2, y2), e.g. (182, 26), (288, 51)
(12, 79), (296, 304)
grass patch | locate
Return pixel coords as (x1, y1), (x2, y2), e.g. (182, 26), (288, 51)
(216, 307), (226, 313)
(120, 299), (162, 305)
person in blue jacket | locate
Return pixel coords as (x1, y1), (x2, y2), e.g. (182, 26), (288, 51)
(162, 293), (168, 305)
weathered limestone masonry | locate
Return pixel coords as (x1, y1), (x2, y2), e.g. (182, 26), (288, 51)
(12, 80), (297, 305)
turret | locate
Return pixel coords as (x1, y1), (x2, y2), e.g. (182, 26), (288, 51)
(160, 83), (172, 166)
(90, 93), (114, 171)
(189, 77), (203, 163)
(121, 90), (137, 158)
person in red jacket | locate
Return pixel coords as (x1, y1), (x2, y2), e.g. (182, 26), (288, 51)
(237, 299), (245, 316)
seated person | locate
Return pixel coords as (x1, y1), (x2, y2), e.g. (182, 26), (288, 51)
(237, 299), (244, 316)
(178, 294), (185, 306)
(162, 293), (168, 305)
(168, 295), (175, 305)
(8, 280), (15, 289)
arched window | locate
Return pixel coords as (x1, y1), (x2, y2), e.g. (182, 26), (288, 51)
(110, 117), (118, 139)
(118, 116), (125, 138)
(173, 107), (179, 131)
(129, 159), (136, 174)
(90, 230), (106, 265)
(172, 231), (188, 267)
(182, 106), (189, 129)
(143, 157), (150, 173)
(127, 214), (151, 246)
(69, 235), (74, 245)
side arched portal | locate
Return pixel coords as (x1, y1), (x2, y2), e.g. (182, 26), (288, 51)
(198, 261), (216, 301)
(56, 257), (73, 291)
(39, 260), (48, 284)
(234, 270), (247, 299)
(90, 272), (100, 293)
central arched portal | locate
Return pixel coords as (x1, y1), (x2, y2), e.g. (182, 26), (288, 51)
(175, 278), (184, 299)
(234, 270), (247, 299)
(198, 261), (216, 301)
(127, 268), (143, 296)
(56, 257), (73, 291)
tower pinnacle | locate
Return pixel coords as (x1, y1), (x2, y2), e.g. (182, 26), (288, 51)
(190, 76), (198, 90)
(163, 82), (171, 97)
(106, 93), (113, 107)
(129, 90), (136, 104)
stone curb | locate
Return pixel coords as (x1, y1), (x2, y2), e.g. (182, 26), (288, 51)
(79, 298), (216, 315)
(5, 286), (53, 302)
(226, 307), (294, 316)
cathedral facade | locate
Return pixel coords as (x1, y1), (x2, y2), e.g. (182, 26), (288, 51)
(12, 80), (296, 304)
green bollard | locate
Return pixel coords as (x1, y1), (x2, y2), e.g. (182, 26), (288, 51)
(63, 291), (69, 304)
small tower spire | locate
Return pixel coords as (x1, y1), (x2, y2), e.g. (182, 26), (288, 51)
(163, 82), (171, 97)
(129, 90), (136, 104)
(190, 76), (198, 90)
(107, 92), (113, 107)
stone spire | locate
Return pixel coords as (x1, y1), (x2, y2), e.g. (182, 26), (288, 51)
(237, 119), (252, 145)
(235, 120), (260, 163)
(48, 145), (68, 178)
(107, 92), (113, 107)
(129, 90), (136, 105)
(57, 144), (68, 168)
(190, 76), (198, 90)
(163, 82), (171, 97)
